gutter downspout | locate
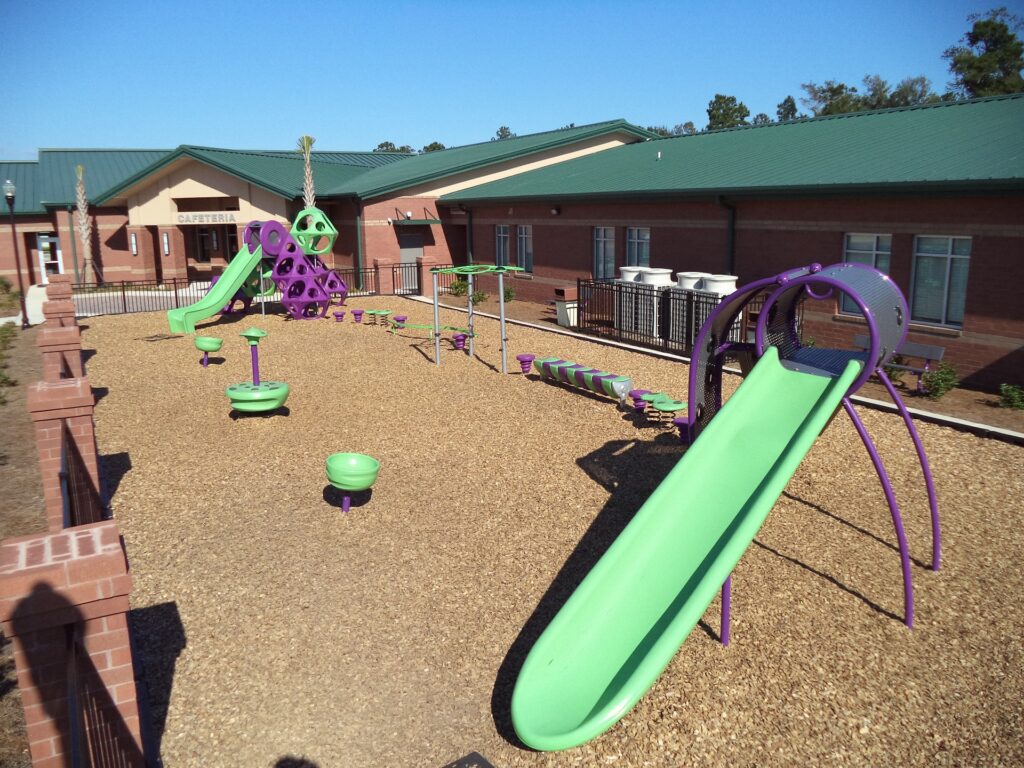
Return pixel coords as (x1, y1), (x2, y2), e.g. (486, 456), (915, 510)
(466, 208), (474, 264)
(355, 199), (364, 283)
(718, 196), (736, 275)
(66, 206), (81, 282)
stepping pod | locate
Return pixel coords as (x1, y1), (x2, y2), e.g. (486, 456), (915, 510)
(225, 328), (290, 413)
(326, 453), (380, 513)
(195, 336), (223, 367)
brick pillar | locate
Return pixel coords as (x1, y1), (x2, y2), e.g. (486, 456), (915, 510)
(45, 275), (73, 301)
(127, 226), (157, 281)
(417, 257), (434, 298)
(41, 301), (77, 329)
(26, 379), (101, 532)
(0, 521), (146, 767)
(374, 258), (394, 296)
(158, 227), (187, 280)
(36, 326), (84, 383)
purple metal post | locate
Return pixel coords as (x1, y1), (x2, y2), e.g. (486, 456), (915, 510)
(201, 351), (209, 368)
(877, 369), (942, 570)
(342, 494), (351, 513)
(843, 398), (914, 628)
(250, 345), (260, 386)
(721, 575), (731, 646)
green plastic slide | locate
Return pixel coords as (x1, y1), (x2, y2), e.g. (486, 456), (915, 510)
(167, 245), (265, 334)
(511, 347), (862, 751)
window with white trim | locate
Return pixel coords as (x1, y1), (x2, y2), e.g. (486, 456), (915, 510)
(593, 227), (615, 280)
(841, 233), (891, 313)
(626, 227), (650, 267)
(911, 236), (970, 327)
(516, 225), (533, 272)
(495, 225), (509, 267)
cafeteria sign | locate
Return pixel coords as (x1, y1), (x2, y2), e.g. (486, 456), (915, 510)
(176, 212), (238, 224)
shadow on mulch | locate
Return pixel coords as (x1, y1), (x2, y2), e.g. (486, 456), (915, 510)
(91, 385), (109, 402)
(229, 406), (291, 421)
(274, 758), (319, 768)
(490, 434), (713, 748)
(321, 485), (374, 512)
(440, 752), (496, 767)
(129, 601), (186, 760)
(100, 451), (132, 502)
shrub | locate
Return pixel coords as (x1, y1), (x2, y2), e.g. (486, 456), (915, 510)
(998, 383), (1024, 410)
(882, 353), (906, 385)
(449, 279), (468, 297)
(470, 289), (489, 305)
(503, 285), (515, 303)
(0, 277), (11, 293)
(921, 361), (959, 400)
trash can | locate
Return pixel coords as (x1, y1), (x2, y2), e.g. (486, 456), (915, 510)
(554, 286), (578, 327)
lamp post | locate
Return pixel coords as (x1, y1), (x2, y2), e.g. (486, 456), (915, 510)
(3, 180), (29, 329)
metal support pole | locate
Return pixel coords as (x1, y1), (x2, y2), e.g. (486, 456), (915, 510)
(843, 398), (914, 628)
(5, 195), (29, 329)
(432, 271), (441, 366)
(467, 272), (475, 358)
(720, 575), (731, 646)
(498, 270), (508, 374)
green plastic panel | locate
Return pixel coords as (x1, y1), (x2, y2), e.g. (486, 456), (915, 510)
(167, 246), (264, 334)
(511, 347), (862, 751)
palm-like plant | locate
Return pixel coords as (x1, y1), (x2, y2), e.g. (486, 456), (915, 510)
(76, 165), (103, 283)
(297, 135), (316, 209)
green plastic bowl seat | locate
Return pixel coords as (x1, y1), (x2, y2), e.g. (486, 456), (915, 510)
(640, 392), (669, 403)
(240, 327), (268, 345)
(325, 453), (381, 492)
(652, 398), (687, 413)
(194, 336), (223, 353)
(225, 381), (290, 412)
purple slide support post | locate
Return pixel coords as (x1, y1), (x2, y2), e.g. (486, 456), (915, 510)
(721, 575), (731, 646)
(251, 345), (261, 387)
(843, 398), (914, 628)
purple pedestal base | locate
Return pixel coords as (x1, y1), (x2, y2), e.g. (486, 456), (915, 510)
(453, 333), (467, 351)
(333, 311), (346, 322)
(352, 310), (363, 324)
(201, 352), (210, 368)
(515, 353), (536, 373)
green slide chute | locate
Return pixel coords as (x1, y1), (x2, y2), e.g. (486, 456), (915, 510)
(167, 245), (265, 334)
(511, 347), (862, 751)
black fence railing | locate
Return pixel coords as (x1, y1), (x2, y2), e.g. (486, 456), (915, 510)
(576, 279), (781, 358)
(337, 267), (378, 297)
(391, 263), (421, 296)
(59, 421), (105, 529)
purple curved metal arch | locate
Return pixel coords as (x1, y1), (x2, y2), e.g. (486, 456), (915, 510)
(878, 370), (942, 571)
(843, 398), (915, 627)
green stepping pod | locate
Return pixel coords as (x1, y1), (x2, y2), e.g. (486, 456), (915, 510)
(511, 348), (862, 751)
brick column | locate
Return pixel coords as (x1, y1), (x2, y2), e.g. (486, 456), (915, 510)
(157, 227), (187, 280)
(41, 301), (77, 329)
(0, 521), (145, 767)
(127, 227), (157, 281)
(26, 379), (101, 532)
(36, 326), (84, 382)
(417, 257), (434, 299)
(45, 275), (73, 301)
(373, 258), (394, 296)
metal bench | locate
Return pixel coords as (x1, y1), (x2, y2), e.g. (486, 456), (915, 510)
(853, 333), (945, 393)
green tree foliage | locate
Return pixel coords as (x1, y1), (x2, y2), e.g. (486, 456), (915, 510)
(645, 125), (672, 137)
(706, 94), (750, 129)
(374, 141), (397, 152)
(800, 80), (863, 115)
(776, 95), (799, 121)
(492, 126), (516, 140)
(420, 142), (446, 153)
(752, 112), (772, 125)
(645, 122), (698, 137)
(801, 75), (941, 116)
(943, 7), (1024, 97)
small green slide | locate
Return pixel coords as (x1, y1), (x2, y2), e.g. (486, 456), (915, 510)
(511, 347), (862, 751)
(167, 245), (265, 334)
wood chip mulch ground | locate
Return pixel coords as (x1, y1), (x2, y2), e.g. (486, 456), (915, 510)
(53, 298), (1024, 766)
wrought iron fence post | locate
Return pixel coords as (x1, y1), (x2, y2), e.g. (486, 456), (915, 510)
(120, 281), (128, 314)
(174, 278), (180, 308)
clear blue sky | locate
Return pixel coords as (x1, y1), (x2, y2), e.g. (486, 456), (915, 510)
(1, 0), (1018, 159)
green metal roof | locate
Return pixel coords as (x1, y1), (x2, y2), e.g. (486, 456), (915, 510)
(94, 146), (410, 204)
(38, 149), (171, 207)
(0, 162), (42, 214)
(443, 95), (1024, 203)
(325, 119), (658, 199)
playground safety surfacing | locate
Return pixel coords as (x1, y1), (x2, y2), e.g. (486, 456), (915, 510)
(79, 298), (1024, 767)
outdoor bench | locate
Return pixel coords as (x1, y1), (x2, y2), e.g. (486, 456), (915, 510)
(853, 333), (945, 393)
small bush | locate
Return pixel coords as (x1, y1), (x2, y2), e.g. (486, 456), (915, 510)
(921, 361), (959, 400)
(0, 277), (11, 293)
(998, 383), (1024, 410)
(503, 285), (515, 303)
(449, 279), (468, 297)
(882, 354), (906, 384)
(470, 289), (489, 305)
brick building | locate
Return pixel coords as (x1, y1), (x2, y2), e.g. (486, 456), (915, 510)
(442, 95), (1024, 389)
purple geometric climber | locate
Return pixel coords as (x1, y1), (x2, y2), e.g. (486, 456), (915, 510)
(256, 222), (348, 320)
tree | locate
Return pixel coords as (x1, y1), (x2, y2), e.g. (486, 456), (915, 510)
(889, 76), (943, 107)
(674, 121), (697, 135)
(800, 80), (862, 116)
(752, 113), (772, 125)
(420, 142), (446, 153)
(645, 125), (672, 137)
(492, 126), (516, 140)
(776, 95), (798, 122)
(943, 7), (1024, 97)
(706, 94), (750, 130)
(374, 141), (398, 152)
(296, 135), (316, 209)
(75, 165), (102, 283)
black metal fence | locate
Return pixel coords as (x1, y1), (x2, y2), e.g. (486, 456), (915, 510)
(391, 263), (421, 295)
(59, 420), (105, 529)
(576, 279), (774, 357)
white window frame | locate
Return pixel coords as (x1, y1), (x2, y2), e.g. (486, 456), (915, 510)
(625, 227), (650, 267)
(909, 235), (971, 328)
(495, 224), (509, 267)
(593, 227), (615, 280)
(841, 233), (891, 314)
(516, 225), (533, 273)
